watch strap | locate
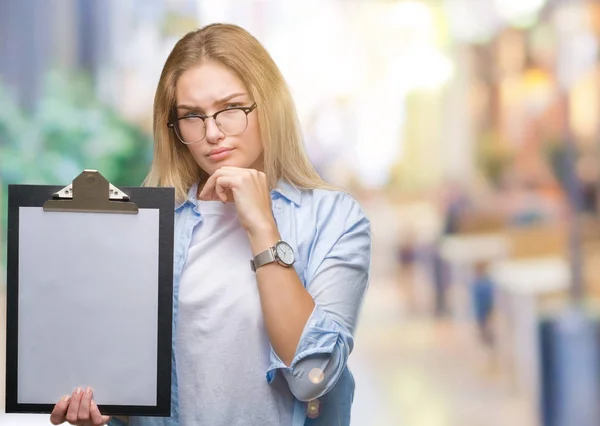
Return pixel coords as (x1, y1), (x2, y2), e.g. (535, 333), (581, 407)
(250, 247), (276, 272)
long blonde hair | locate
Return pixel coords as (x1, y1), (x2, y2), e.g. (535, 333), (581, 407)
(144, 23), (334, 203)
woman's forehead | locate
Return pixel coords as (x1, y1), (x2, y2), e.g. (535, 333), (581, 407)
(176, 62), (248, 106)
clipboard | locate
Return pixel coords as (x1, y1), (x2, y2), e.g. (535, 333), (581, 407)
(5, 170), (174, 417)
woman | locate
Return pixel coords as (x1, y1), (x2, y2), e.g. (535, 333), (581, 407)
(51, 23), (371, 426)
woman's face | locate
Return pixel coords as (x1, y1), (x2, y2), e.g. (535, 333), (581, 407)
(175, 61), (263, 176)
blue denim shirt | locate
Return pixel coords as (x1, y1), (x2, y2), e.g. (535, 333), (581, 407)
(112, 180), (371, 426)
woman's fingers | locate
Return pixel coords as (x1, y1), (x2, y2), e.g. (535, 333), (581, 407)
(50, 388), (108, 426)
(215, 180), (228, 203)
(90, 400), (111, 426)
(50, 395), (71, 425)
(65, 387), (83, 424)
(78, 387), (93, 423)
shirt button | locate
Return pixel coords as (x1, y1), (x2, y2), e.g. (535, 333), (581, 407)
(307, 399), (320, 419)
(308, 368), (325, 384)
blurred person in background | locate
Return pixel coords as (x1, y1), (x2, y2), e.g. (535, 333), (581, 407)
(430, 182), (471, 319)
(470, 261), (495, 348)
(577, 154), (599, 215)
(396, 230), (420, 314)
(497, 165), (564, 228)
(50, 23), (371, 426)
(506, 178), (558, 227)
(441, 181), (471, 236)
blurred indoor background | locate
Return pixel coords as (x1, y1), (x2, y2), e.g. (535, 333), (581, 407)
(2, 0), (600, 425)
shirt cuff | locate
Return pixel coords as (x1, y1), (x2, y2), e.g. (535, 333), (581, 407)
(266, 304), (344, 383)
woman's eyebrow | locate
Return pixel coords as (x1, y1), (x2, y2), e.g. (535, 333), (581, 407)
(176, 105), (199, 111)
(214, 92), (247, 104)
(176, 93), (248, 111)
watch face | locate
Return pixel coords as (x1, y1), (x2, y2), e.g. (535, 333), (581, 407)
(275, 241), (295, 266)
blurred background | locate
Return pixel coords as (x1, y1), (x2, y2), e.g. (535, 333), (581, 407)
(2, 0), (600, 425)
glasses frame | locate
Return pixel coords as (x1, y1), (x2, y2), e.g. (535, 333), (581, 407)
(167, 102), (257, 145)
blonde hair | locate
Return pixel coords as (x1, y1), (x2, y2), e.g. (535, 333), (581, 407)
(144, 23), (335, 203)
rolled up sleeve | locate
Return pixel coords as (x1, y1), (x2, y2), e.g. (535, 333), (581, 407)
(266, 194), (371, 401)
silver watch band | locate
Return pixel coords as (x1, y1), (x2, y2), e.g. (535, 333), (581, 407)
(250, 247), (276, 272)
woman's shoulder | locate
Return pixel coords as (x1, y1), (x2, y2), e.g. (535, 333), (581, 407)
(275, 180), (370, 232)
(305, 187), (365, 211)
(296, 187), (370, 231)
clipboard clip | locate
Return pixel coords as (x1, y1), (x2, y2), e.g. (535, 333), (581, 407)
(43, 170), (139, 214)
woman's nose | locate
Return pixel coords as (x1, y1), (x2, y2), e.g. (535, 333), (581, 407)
(204, 117), (224, 143)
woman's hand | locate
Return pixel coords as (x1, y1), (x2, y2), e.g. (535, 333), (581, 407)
(50, 387), (111, 426)
(198, 167), (277, 236)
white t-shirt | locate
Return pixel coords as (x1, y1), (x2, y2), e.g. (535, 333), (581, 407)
(175, 200), (295, 426)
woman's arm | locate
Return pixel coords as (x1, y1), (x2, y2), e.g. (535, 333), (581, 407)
(198, 169), (371, 400)
(249, 226), (315, 366)
(257, 194), (371, 401)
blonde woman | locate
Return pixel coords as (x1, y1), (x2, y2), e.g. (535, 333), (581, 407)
(51, 23), (371, 426)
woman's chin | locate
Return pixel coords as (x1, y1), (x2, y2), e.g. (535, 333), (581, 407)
(203, 161), (235, 175)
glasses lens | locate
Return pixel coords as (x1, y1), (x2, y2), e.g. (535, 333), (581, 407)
(177, 116), (206, 144)
(216, 109), (248, 136)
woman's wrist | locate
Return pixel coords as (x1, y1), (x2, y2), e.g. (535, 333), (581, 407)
(247, 221), (280, 256)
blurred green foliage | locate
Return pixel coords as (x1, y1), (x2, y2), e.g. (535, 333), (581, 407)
(0, 70), (153, 279)
(477, 129), (514, 188)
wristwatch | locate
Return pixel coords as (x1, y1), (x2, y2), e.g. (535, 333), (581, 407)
(251, 240), (295, 272)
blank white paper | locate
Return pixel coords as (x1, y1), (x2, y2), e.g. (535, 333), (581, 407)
(18, 207), (160, 406)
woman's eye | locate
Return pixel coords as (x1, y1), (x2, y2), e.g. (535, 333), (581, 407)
(225, 103), (243, 109)
(181, 114), (202, 120)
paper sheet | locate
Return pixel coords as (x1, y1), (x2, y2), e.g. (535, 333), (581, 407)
(17, 207), (160, 406)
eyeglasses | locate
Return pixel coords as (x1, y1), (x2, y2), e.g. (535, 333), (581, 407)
(168, 103), (257, 145)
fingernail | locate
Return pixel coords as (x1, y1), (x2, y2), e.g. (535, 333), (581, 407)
(75, 387), (83, 394)
(85, 387), (93, 394)
(63, 395), (71, 402)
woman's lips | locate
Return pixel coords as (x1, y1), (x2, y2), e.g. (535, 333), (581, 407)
(207, 148), (234, 161)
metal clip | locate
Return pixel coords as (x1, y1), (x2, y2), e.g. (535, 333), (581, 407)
(44, 169), (138, 214)
(52, 169), (130, 201)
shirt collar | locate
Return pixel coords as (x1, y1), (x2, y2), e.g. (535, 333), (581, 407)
(174, 181), (200, 211)
(273, 179), (302, 206)
(174, 178), (302, 211)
